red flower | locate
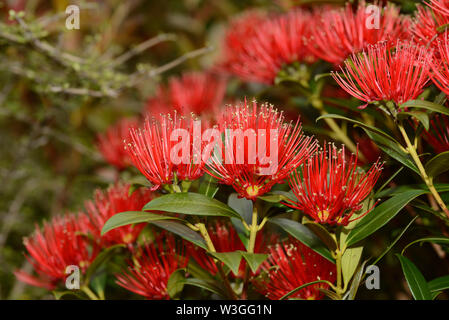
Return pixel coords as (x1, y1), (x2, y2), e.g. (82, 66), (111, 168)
(14, 213), (99, 290)
(206, 100), (317, 200)
(97, 118), (140, 171)
(431, 33), (449, 95)
(186, 221), (265, 278)
(145, 71), (226, 118)
(217, 9), (315, 84)
(85, 183), (155, 247)
(412, 4), (449, 50)
(125, 113), (209, 190)
(256, 238), (336, 300)
(285, 143), (382, 226)
(428, 0), (449, 16)
(423, 114), (449, 153)
(332, 41), (433, 107)
(115, 234), (188, 299)
(307, 2), (410, 65)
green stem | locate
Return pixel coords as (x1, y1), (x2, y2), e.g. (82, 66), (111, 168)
(397, 123), (449, 219)
(241, 206), (259, 299)
(81, 285), (99, 300)
(197, 223), (238, 300)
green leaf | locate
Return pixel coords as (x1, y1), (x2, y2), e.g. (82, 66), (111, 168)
(398, 111), (429, 131)
(400, 100), (449, 117)
(269, 217), (334, 262)
(346, 189), (426, 246)
(151, 220), (207, 249)
(428, 275), (449, 293)
(101, 211), (177, 236)
(53, 290), (86, 300)
(341, 246), (363, 289)
(425, 151), (449, 178)
(210, 252), (242, 275)
(402, 237), (449, 255)
(90, 272), (107, 300)
(317, 114), (400, 145)
(84, 244), (125, 283)
(363, 130), (418, 174)
(304, 221), (338, 251)
(228, 193), (252, 224)
(167, 268), (186, 299)
(396, 254), (432, 300)
(182, 278), (227, 298)
(143, 193), (241, 219)
(372, 216), (418, 266)
(198, 174), (219, 198)
(279, 280), (334, 300)
(345, 260), (369, 300)
(239, 252), (268, 273)
(259, 190), (296, 203)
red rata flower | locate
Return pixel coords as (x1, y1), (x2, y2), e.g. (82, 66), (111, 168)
(217, 9), (315, 84)
(97, 117), (140, 171)
(186, 221), (265, 278)
(412, 3), (449, 51)
(423, 114), (449, 153)
(285, 144), (382, 226)
(14, 213), (99, 290)
(206, 100), (317, 201)
(145, 71), (226, 119)
(431, 33), (449, 95)
(85, 183), (155, 247)
(125, 112), (209, 190)
(307, 1), (410, 66)
(332, 41), (433, 108)
(256, 238), (336, 300)
(116, 234), (188, 299)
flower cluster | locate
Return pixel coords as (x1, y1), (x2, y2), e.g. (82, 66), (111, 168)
(332, 41), (433, 108)
(285, 144), (382, 226)
(256, 238), (336, 300)
(145, 71), (226, 118)
(308, 1), (410, 65)
(116, 234), (188, 299)
(217, 9), (315, 84)
(207, 100), (317, 200)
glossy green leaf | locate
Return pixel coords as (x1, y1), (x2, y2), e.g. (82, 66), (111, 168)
(400, 100), (449, 117)
(167, 268), (186, 299)
(396, 254), (432, 300)
(84, 244), (125, 283)
(269, 217), (334, 262)
(342, 246), (363, 289)
(228, 193), (252, 224)
(304, 221), (337, 251)
(428, 275), (449, 293)
(425, 151), (449, 178)
(372, 216), (418, 266)
(402, 237), (449, 255)
(198, 174), (219, 198)
(363, 130), (419, 174)
(346, 189), (426, 246)
(239, 252), (268, 273)
(280, 280), (334, 300)
(345, 260), (369, 300)
(143, 192), (241, 219)
(182, 278), (227, 298)
(210, 252), (242, 275)
(101, 211), (177, 236)
(151, 220), (207, 249)
(317, 114), (400, 145)
(398, 111), (429, 131)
